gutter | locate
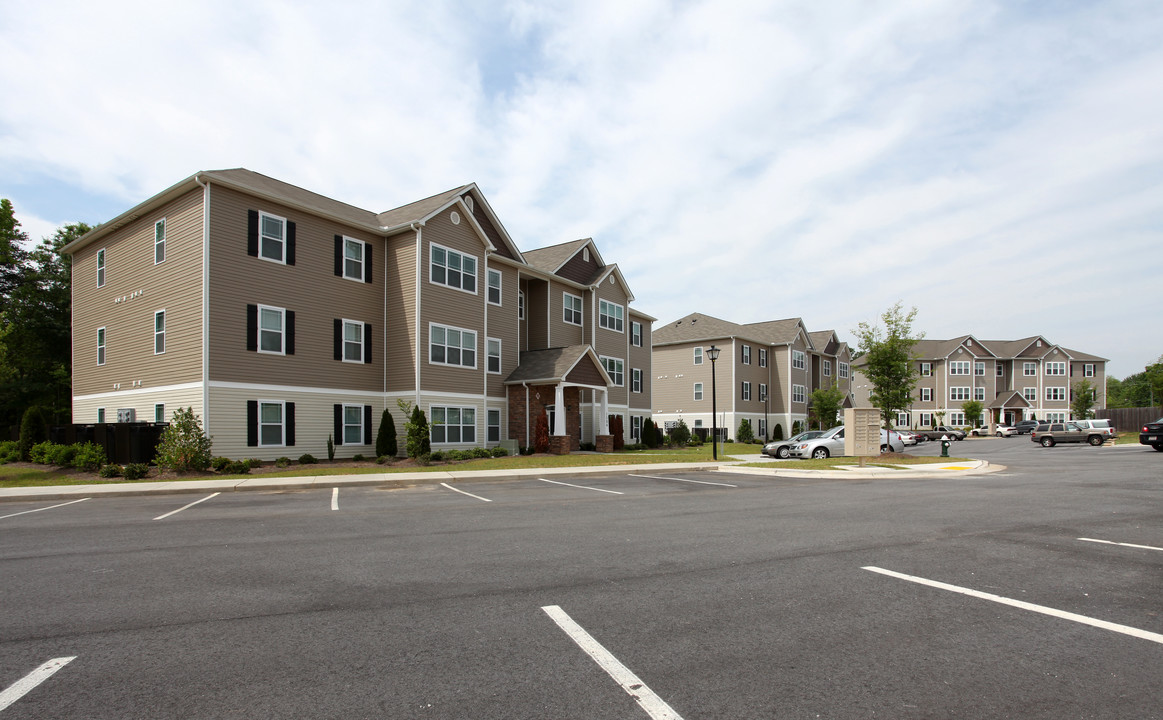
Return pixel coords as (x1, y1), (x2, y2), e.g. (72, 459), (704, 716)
(194, 173), (210, 435)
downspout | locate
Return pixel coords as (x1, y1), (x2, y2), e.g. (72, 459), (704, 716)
(193, 173), (210, 435)
(483, 251), (490, 415)
(523, 381), (531, 448)
(413, 222), (423, 408)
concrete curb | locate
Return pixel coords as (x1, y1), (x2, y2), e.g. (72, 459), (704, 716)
(718, 459), (1003, 480)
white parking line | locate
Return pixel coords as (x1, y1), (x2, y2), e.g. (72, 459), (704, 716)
(540, 478), (623, 495)
(331, 487), (339, 511)
(154, 493), (220, 520)
(542, 606), (684, 720)
(863, 566), (1163, 645)
(440, 482), (492, 502)
(0, 657), (76, 712)
(629, 473), (737, 488)
(1078, 537), (1163, 552)
(0, 498), (89, 520)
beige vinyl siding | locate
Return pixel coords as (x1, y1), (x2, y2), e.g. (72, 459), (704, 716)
(418, 209), (487, 396)
(547, 279), (586, 349)
(71, 188), (204, 398)
(385, 230), (418, 392)
(206, 186), (383, 391)
(485, 260), (520, 398)
(73, 383), (204, 425)
(628, 315), (652, 410)
(593, 278), (630, 359)
(523, 278), (548, 351)
(771, 344), (790, 412)
(651, 343), (715, 415)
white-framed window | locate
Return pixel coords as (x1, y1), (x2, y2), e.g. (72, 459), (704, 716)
(1023, 362), (1037, 376)
(759, 348), (767, 368)
(96, 248), (106, 287)
(259, 400), (285, 446)
(950, 361), (971, 375)
(343, 404), (365, 445)
(839, 362), (849, 379)
(342, 320), (365, 363)
(154, 219), (166, 265)
(974, 361), (985, 376)
(487, 269), (501, 305)
(950, 386), (971, 401)
(759, 383), (767, 402)
(897, 412), (909, 427)
(563, 292), (583, 325)
(487, 409), (501, 443)
(823, 359), (832, 376)
(694, 383), (703, 401)
(949, 412), (966, 426)
(758, 418), (767, 439)
(742, 381), (751, 401)
(1046, 387), (1066, 401)
(632, 368), (642, 393)
(431, 406), (476, 444)
(154, 310), (166, 355)
(601, 356), (624, 386)
(430, 323), (477, 368)
(97, 327), (106, 366)
(920, 362), (931, 376)
(487, 337), (501, 374)
(632, 416), (642, 441)
(1083, 364), (1095, 377)
(518, 290), (525, 320)
(792, 384), (806, 404)
(1023, 387), (1037, 401)
(997, 364), (1004, 377)
(430, 244), (477, 293)
(631, 321), (642, 347)
(693, 419), (703, 428)
(343, 237), (367, 281)
(920, 387), (932, 402)
(792, 350), (805, 370)
(974, 387), (985, 401)
(97, 407), (106, 423)
(742, 345), (751, 365)
(1045, 362), (1066, 376)
(920, 412), (933, 427)
(1046, 411), (1066, 422)
(599, 300), (624, 332)
(258, 305), (285, 355)
(155, 404), (165, 423)
(693, 347), (703, 365)
(259, 212), (286, 263)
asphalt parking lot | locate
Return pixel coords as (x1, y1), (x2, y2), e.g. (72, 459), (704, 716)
(1, 439), (1159, 719)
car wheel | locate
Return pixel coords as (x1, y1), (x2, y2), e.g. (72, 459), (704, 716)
(880, 444), (888, 452)
(1088, 435), (1104, 446)
(777, 446), (790, 459)
(1041, 437), (1055, 447)
(811, 447), (830, 459)
(996, 432), (1004, 437)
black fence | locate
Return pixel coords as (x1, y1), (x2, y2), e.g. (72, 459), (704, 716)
(50, 422), (169, 465)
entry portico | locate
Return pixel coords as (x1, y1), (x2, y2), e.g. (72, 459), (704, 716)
(506, 345), (614, 454)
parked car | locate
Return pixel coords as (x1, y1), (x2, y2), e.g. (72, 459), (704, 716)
(1070, 419), (1117, 440)
(1012, 420), (1040, 435)
(914, 426), (967, 441)
(970, 424), (1016, 437)
(897, 430), (919, 446)
(1029, 422), (1107, 447)
(762, 430), (824, 459)
(1140, 417), (1163, 452)
(789, 426), (905, 459)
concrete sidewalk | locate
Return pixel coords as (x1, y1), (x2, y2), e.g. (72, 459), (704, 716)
(0, 455), (1002, 503)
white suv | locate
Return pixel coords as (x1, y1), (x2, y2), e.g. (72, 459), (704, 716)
(1070, 419), (1117, 439)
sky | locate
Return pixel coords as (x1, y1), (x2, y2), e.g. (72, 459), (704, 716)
(2, 0), (1160, 380)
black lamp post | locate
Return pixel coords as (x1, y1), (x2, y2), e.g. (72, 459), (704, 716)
(708, 345), (720, 460)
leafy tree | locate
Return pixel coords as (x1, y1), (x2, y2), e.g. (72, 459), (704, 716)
(0, 199), (30, 317)
(853, 302), (923, 430)
(810, 381), (845, 430)
(154, 407), (214, 472)
(668, 419), (690, 446)
(1106, 357), (1163, 408)
(376, 408), (398, 457)
(1071, 380), (1096, 420)
(960, 400), (984, 427)
(736, 418), (754, 444)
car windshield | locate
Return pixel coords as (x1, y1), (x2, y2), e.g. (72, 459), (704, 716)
(790, 431), (823, 442)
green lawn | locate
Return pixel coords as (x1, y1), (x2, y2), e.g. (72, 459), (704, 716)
(0, 465), (94, 487)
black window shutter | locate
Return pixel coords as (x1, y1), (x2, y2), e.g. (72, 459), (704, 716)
(334, 319), (342, 361)
(246, 304), (258, 351)
(287, 222), (297, 265)
(286, 402), (295, 446)
(365, 245), (373, 283)
(247, 210), (259, 257)
(247, 401), (258, 446)
(363, 405), (373, 445)
(364, 323), (372, 364)
(333, 404), (343, 445)
(285, 311), (295, 355)
(334, 235), (343, 277)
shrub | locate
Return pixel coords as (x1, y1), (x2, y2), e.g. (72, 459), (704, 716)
(98, 464), (121, 478)
(123, 463), (150, 480)
(448, 449), (470, 461)
(327, 435), (335, 462)
(579, 442), (596, 452)
(275, 456), (291, 468)
(415, 453), (431, 466)
(428, 450), (445, 462)
(29, 441), (56, 464)
(0, 440), (19, 464)
(774, 423), (784, 441)
(376, 455), (391, 465)
(471, 447), (490, 459)
(225, 460), (250, 474)
(245, 458), (263, 469)
(353, 454), (366, 461)
(519, 446), (533, 456)
(610, 415), (625, 451)
(668, 419), (691, 446)
(625, 442), (647, 451)
(406, 406), (431, 458)
(73, 442), (106, 471)
(48, 443), (79, 467)
(298, 454), (317, 465)
(155, 407), (213, 472)
(689, 433), (704, 446)
(642, 418), (658, 449)
(737, 419), (755, 444)
(376, 409), (398, 458)
(490, 447), (508, 458)
(18, 406), (50, 461)
(534, 412), (549, 453)
(792, 420), (802, 436)
(211, 456), (232, 472)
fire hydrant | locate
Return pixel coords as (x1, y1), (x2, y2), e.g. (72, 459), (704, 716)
(940, 435), (950, 458)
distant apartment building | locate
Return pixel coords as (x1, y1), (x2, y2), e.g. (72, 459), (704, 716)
(64, 169), (653, 458)
(651, 313), (853, 440)
(852, 335), (1107, 427)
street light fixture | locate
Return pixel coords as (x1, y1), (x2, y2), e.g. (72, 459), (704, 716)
(707, 345), (721, 460)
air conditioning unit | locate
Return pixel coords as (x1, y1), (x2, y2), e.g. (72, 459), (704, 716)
(117, 408), (136, 423)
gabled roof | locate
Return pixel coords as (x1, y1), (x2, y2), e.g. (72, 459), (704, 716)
(374, 185), (471, 229)
(652, 312), (747, 346)
(523, 238), (595, 275)
(989, 390), (1032, 409)
(808, 330), (840, 355)
(504, 345), (612, 386)
(1058, 346), (1109, 362)
(742, 317), (813, 348)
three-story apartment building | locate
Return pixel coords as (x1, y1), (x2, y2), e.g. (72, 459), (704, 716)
(64, 169), (653, 459)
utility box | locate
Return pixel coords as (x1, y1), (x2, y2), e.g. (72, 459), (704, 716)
(844, 408), (881, 458)
(117, 408), (136, 423)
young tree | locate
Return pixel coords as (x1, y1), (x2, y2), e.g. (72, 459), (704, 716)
(853, 302), (923, 429)
(809, 381), (845, 430)
(154, 407), (213, 472)
(668, 419), (691, 446)
(534, 411), (549, 453)
(1070, 380), (1096, 420)
(376, 408), (398, 457)
(736, 418), (754, 444)
(406, 405), (431, 458)
(642, 418), (658, 448)
(610, 415), (624, 450)
(960, 400), (984, 427)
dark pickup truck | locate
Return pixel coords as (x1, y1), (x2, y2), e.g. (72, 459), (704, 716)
(914, 426), (967, 441)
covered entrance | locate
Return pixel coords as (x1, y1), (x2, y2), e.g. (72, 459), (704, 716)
(505, 345), (614, 454)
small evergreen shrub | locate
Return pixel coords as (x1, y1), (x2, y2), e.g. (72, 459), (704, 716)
(448, 449), (471, 461)
(123, 463), (150, 480)
(275, 457), (291, 468)
(327, 435), (335, 462)
(18, 406), (50, 461)
(376, 409), (398, 458)
(668, 419), (691, 446)
(534, 412), (549, 453)
(642, 418), (658, 449)
(73, 442), (106, 471)
(774, 424), (784, 441)
(29, 441), (56, 464)
(737, 419), (755, 444)
(428, 450), (445, 461)
(689, 433), (704, 446)
(610, 415), (625, 451)
(406, 405), (431, 458)
(376, 455), (391, 465)
(244, 458), (263, 469)
(211, 456), (232, 472)
(353, 454), (366, 461)
(519, 446), (533, 456)
(298, 454), (317, 465)
(415, 453), (431, 466)
(471, 447), (490, 459)
(490, 447), (508, 458)
(579, 442), (596, 451)
(225, 460), (250, 474)
(98, 464), (121, 478)
(48, 443), (79, 467)
(0, 440), (19, 464)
